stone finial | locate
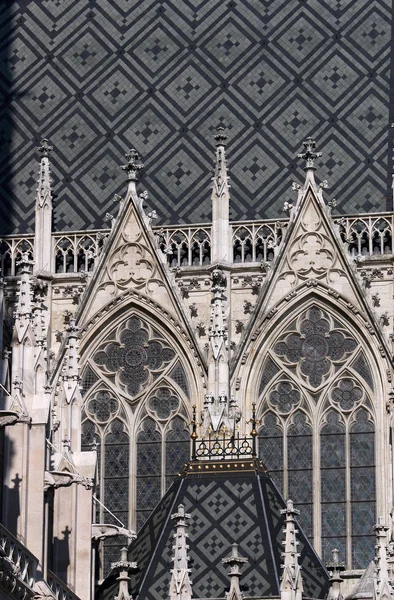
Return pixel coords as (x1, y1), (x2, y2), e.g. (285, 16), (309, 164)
(37, 138), (53, 158)
(280, 499), (303, 600)
(121, 148), (144, 182)
(62, 318), (81, 405)
(214, 125), (228, 147)
(326, 549), (345, 600)
(373, 518), (393, 600)
(170, 504), (192, 600)
(297, 137), (322, 172)
(222, 543), (248, 600)
(111, 547), (138, 600)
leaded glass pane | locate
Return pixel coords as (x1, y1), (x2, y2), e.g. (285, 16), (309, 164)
(259, 356), (280, 396)
(165, 417), (190, 488)
(322, 503), (346, 537)
(352, 352), (374, 391)
(169, 362), (190, 398)
(352, 503), (375, 536)
(105, 421), (129, 478)
(258, 413), (283, 492)
(350, 467), (375, 501)
(288, 412), (312, 536)
(104, 420), (129, 517)
(136, 418), (162, 530)
(81, 366), (98, 397)
(322, 537), (347, 566)
(322, 469), (346, 502)
(352, 536), (374, 569)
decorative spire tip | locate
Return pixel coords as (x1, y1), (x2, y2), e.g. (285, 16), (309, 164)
(37, 138), (53, 158)
(121, 148), (144, 181)
(214, 125), (227, 147)
(297, 136), (321, 172)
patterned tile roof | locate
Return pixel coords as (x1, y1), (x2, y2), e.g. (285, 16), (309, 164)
(98, 461), (329, 600)
(0, 1), (391, 234)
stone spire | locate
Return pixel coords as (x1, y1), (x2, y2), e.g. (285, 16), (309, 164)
(222, 544), (248, 600)
(111, 547), (137, 600)
(170, 504), (192, 600)
(62, 318), (81, 406)
(326, 549), (345, 600)
(297, 136), (322, 190)
(203, 267), (240, 436)
(373, 518), (393, 600)
(211, 125), (231, 263)
(14, 252), (34, 343)
(280, 499), (303, 600)
(121, 148), (144, 196)
(34, 138), (53, 272)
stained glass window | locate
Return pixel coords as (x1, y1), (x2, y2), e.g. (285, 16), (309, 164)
(169, 362), (190, 398)
(103, 419), (129, 574)
(165, 417), (190, 489)
(136, 418), (162, 530)
(288, 412), (313, 539)
(269, 381), (300, 413)
(258, 356), (280, 396)
(351, 352), (374, 391)
(321, 410), (346, 563)
(350, 408), (375, 569)
(81, 366), (98, 397)
(258, 412), (283, 493)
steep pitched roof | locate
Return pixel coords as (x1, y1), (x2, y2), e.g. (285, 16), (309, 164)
(98, 461), (329, 600)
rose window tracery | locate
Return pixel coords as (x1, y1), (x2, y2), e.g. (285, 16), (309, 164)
(331, 379), (363, 411)
(268, 381), (300, 413)
(148, 387), (180, 420)
(87, 391), (119, 423)
(93, 316), (175, 397)
(274, 307), (357, 387)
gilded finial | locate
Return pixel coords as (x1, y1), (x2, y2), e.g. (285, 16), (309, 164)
(297, 136), (321, 171)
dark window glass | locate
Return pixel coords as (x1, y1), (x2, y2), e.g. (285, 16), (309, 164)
(350, 409), (375, 568)
(165, 417), (189, 488)
(258, 412), (283, 493)
(136, 418), (161, 530)
(321, 411), (346, 563)
(288, 412), (313, 539)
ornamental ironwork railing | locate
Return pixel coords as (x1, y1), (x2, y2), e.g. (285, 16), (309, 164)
(192, 431), (256, 460)
(190, 403), (259, 461)
(0, 212), (393, 277)
(47, 569), (80, 600)
(0, 522), (38, 589)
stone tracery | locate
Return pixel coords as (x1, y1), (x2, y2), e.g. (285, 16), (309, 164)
(93, 316), (175, 397)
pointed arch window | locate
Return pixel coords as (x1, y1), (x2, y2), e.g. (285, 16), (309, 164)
(350, 408), (375, 568)
(321, 410), (346, 562)
(257, 305), (377, 569)
(258, 412), (283, 493)
(136, 389), (190, 530)
(288, 412), (313, 539)
(81, 390), (129, 576)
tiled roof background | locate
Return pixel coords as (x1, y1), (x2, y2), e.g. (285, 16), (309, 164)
(0, 0), (392, 233)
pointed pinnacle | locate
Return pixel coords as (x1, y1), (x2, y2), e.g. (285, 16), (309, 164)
(121, 148), (144, 181)
(214, 125), (228, 147)
(37, 138), (53, 158)
(297, 137), (322, 171)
